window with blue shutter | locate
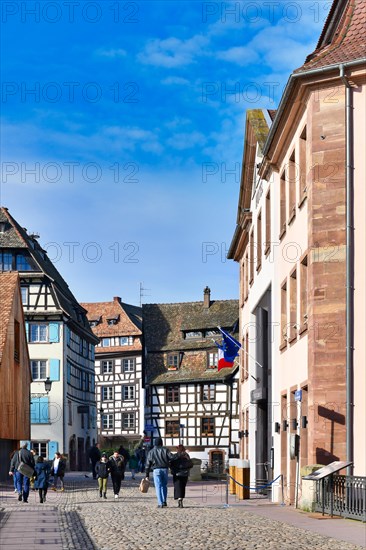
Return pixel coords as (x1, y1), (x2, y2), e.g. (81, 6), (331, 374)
(49, 323), (60, 343)
(49, 359), (60, 381)
(47, 441), (58, 459)
(30, 397), (49, 423)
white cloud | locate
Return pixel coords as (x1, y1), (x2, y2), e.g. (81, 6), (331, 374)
(137, 34), (209, 68)
(166, 131), (207, 151)
(216, 46), (259, 66)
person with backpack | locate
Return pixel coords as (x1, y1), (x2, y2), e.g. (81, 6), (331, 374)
(95, 453), (111, 499)
(169, 444), (193, 508)
(108, 450), (125, 499)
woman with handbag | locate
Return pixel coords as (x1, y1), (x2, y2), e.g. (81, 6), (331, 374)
(9, 443), (35, 503)
(169, 445), (193, 508)
(34, 456), (51, 503)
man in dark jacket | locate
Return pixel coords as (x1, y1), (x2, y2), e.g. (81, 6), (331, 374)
(9, 443), (35, 503)
(88, 443), (101, 479)
(108, 451), (125, 499)
(145, 437), (174, 508)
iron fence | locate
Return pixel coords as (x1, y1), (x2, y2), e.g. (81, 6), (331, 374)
(315, 474), (366, 522)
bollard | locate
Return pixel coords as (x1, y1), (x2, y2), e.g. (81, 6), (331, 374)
(228, 459), (237, 495)
(235, 459), (250, 500)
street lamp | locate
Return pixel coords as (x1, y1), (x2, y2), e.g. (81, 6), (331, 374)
(44, 377), (52, 394)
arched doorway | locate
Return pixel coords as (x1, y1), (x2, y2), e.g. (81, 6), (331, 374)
(69, 436), (76, 471)
(209, 450), (225, 474)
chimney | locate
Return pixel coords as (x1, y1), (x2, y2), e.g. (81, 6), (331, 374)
(113, 296), (121, 303)
(203, 286), (211, 309)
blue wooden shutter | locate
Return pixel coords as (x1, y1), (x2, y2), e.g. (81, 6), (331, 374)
(49, 359), (60, 381)
(30, 399), (40, 424)
(49, 323), (60, 343)
(48, 441), (58, 459)
(40, 397), (49, 422)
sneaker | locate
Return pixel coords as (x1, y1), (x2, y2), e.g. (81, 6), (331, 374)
(114, 494), (118, 499)
(14, 489), (17, 493)
(162, 502), (167, 507)
(18, 494), (22, 501)
(60, 487), (65, 492)
(23, 499), (28, 503)
(103, 494), (107, 499)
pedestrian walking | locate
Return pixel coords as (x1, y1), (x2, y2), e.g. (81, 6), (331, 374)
(88, 443), (101, 479)
(170, 445), (193, 508)
(9, 450), (18, 493)
(109, 451), (125, 499)
(136, 446), (146, 473)
(9, 443), (35, 503)
(129, 452), (138, 480)
(145, 437), (174, 508)
(30, 449), (39, 490)
(51, 452), (66, 491)
(96, 453), (111, 499)
(34, 456), (51, 503)
(117, 444), (130, 480)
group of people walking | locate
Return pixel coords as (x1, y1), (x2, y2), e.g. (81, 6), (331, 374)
(9, 443), (66, 503)
(9, 440), (193, 508)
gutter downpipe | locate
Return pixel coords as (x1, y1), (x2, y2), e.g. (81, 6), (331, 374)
(339, 64), (354, 477)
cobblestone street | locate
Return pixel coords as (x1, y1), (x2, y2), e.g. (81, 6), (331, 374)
(1, 474), (365, 550)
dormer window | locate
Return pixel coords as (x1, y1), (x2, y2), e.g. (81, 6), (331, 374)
(185, 331), (202, 339)
(15, 254), (32, 271)
(205, 329), (220, 338)
(89, 316), (101, 327)
(167, 353), (179, 370)
(107, 314), (120, 326)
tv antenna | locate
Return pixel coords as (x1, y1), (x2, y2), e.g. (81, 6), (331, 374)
(139, 282), (151, 306)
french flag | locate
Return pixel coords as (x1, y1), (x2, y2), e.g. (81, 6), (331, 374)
(216, 327), (241, 371)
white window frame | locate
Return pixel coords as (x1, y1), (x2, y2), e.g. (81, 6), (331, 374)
(31, 441), (47, 458)
(102, 386), (113, 401)
(123, 358), (135, 372)
(102, 360), (114, 373)
(29, 323), (48, 343)
(123, 385), (135, 401)
(102, 414), (114, 429)
(122, 412), (135, 429)
(31, 359), (47, 381)
(21, 287), (28, 305)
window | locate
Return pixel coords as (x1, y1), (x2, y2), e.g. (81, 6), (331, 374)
(120, 336), (133, 346)
(207, 351), (218, 369)
(256, 210), (262, 272)
(201, 417), (215, 436)
(249, 230), (254, 284)
(123, 358), (135, 372)
(167, 354), (179, 369)
(0, 252), (12, 270)
(29, 324), (48, 343)
(100, 336), (133, 347)
(123, 385), (135, 400)
(21, 287), (28, 305)
(68, 401), (72, 425)
(265, 189), (271, 256)
(280, 280), (287, 348)
(280, 170), (286, 238)
(122, 412), (135, 429)
(15, 254), (32, 271)
(166, 420), (180, 437)
(300, 255), (308, 333)
(102, 386), (113, 401)
(30, 397), (49, 423)
(244, 248), (249, 300)
(102, 360), (113, 374)
(32, 442), (47, 458)
(185, 331), (202, 339)
(14, 320), (20, 362)
(31, 360), (47, 381)
(205, 329), (220, 337)
(166, 385), (180, 403)
(289, 269), (297, 342)
(201, 384), (215, 401)
(288, 151), (297, 222)
(299, 126), (307, 204)
(102, 414), (114, 429)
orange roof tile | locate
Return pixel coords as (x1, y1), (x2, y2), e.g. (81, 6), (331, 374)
(81, 297), (142, 340)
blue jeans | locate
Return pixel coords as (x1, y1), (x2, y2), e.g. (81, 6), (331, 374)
(153, 468), (168, 506)
(14, 471), (30, 501)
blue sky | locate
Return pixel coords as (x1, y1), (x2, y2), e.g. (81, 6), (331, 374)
(0, 1), (326, 306)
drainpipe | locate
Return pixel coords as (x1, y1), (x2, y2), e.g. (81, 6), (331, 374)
(339, 64), (354, 477)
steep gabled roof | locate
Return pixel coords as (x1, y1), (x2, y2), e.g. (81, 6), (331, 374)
(294, 0), (365, 73)
(0, 272), (20, 365)
(81, 297), (142, 337)
(0, 207), (98, 343)
(143, 295), (239, 385)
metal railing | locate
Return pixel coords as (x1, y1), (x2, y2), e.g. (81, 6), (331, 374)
(315, 475), (366, 522)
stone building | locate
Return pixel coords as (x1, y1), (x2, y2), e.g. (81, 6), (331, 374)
(0, 272), (31, 480)
(143, 287), (239, 468)
(81, 297), (143, 448)
(228, 0), (365, 503)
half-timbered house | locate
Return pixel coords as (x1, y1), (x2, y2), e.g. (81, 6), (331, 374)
(143, 287), (239, 469)
(81, 297), (143, 447)
(0, 272), (31, 480)
(0, 207), (99, 470)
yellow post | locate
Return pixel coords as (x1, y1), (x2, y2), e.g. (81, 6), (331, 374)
(228, 459), (237, 495)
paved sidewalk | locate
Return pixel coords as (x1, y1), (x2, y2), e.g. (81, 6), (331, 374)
(0, 508), (63, 549)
